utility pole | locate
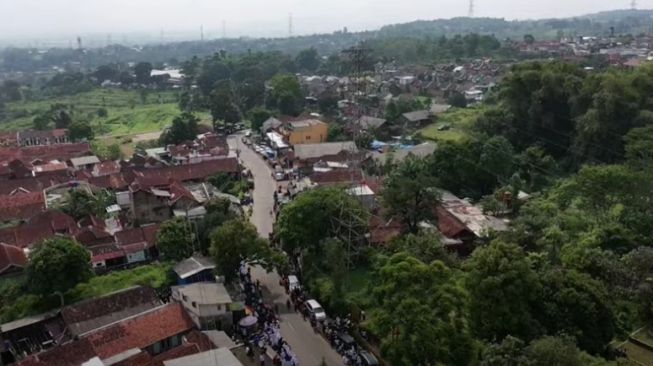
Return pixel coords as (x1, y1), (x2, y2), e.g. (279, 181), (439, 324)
(468, 0), (475, 18)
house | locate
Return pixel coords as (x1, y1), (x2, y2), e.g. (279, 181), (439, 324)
(92, 161), (121, 177)
(172, 282), (233, 330)
(17, 130), (69, 147)
(260, 117), (283, 133)
(0, 242), (28, 276)
(430, 103), (452, 115)
(1, 310), (66, 360)
(346, 184), (376, 209)
(436, 191), (509, 254)
(281, 119), (328, 145)
(0, 190), (46, 223)
(370, 142), (437, 165)
(0, 210), (79, 250)
(69, 155), (101, 171)
(293, 142), (358, 167)
(0, 143), (91, 166)
(353, 116), (386, 132)
(309, 169), (364, 186)
(173, 255), (216, 285)
(17, 303), (197, 366)
(113, 224), (159, 264)
(61, 286), (163, 337)
(132, 158), (239, 187)
(401, 110), (432, 125)
(163, 347), (243, 366)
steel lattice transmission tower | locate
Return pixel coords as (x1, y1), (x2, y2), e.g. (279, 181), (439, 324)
(468, 0), (475, 17)
(631, 0), (637, 10)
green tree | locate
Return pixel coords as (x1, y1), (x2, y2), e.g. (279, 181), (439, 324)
(388, 233), (458, 267)
(26, 238), (93, 296)
(465, 241), (541, 342)
(133, 62), (153, 84)
(68, 120), (94, 141)
(480, 336), (528, 366)
(538, 269), (615, 354)
(211, 219), (286, 283)
(276, 187), (367, 256)
(295, 48), (320, 73)
(370, 253), (475, 365)
(33, 114), (51, 130)
(480, 136), (515, 183)
(249, 107), (272, 132)
(50, 108), (73, 129)
(197, 198), (237, 254)
(524, 336), (582, 366)
(382, 156), (439, 233)
(448, 91), (468, 108)
(157, 218), (194, 261)
(160, 112), (200, 145)
(209, 80), (241, 132)
(61, 190), (114, 220)
(267, 74), (303, 116)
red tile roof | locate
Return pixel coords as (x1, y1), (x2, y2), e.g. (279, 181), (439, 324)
(17, 338), (97, 366)
(85, 302), (195, 359)
(114, 224), (160, 253)
(368, 216), (403, 245)
(89, 173), (129, 190)
(88, 243), (125, 262)
(0, 210), (78, 248)
(436, 206), (474, 239)
(0, 242), (27, 274)
(133, 158), (238, 187)
(310, 169), (364, 185)
(94, 161), (121, 177)
(0, 175), (69, 195)
(0, 143), (91, 165)
(0, 191), (46, 222)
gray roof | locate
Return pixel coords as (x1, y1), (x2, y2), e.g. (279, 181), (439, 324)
(288, 119), (326, 130)
(357, 116), (386, 129)
(430, 104), (452, 115)
(163, 348), (243, 366)
(172, 282), (232, 305)
(294, 142), (357, 160)
(70, 155), (100, 167)
(202, 330), (238, 349)
(372, 142), (437, 164)
(402, 110), (431, 122)
(261, 117), (283, 132)
(173, 255), (216, 279)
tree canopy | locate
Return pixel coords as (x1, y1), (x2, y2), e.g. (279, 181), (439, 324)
(26, 238), (93, 296)
(157, 218), (195, 262)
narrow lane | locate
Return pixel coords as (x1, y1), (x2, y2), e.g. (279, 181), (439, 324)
(227, 134), (344, 366)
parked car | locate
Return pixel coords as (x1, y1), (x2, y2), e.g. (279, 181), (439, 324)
(359, 351), (380, 366)
(288, 275), (301, 291)
(305, 299), (327, 321)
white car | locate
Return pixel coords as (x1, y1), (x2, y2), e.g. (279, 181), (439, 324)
(305, 299), (326, 321)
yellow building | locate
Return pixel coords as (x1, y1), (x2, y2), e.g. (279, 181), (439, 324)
(283, 119), (328, 145)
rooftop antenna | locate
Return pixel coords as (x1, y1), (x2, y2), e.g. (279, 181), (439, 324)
(288, 13), (293, 37)
(468, 0), (475, 17)
(631, 0), (637, 10)
(222, 20), (227, 38)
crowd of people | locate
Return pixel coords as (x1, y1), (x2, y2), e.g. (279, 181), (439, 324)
(238, 263), (299, 366)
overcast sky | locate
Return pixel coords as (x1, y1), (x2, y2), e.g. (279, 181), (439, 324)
(0, 0), (649, 40)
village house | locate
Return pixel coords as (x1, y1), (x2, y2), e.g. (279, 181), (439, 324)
(172, 282), (233, 331)
(292, 141), (359, 168)
(17, 130), (69, 147)
(280, 119), (328, 145)
(401, 110), (432, 125)
(435, 190), (509, 254)
(173, 255), (216, 285)
(0, 242), (28, 277)
(69, 155), (101, 171)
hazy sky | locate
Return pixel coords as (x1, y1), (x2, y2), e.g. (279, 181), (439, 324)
(0, 0), (649, 40)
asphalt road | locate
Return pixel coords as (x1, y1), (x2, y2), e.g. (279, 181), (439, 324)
(227, 134), (344, 366)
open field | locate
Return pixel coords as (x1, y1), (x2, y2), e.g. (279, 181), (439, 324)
(1, 88), (211, 137)
(418, 107), (482, 142)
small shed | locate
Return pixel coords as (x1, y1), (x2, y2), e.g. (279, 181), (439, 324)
(173, 255), (216, 285)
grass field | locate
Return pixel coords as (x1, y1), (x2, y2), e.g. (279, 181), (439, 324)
(0, 88), (212, 137)
(418, 107), (483, 142)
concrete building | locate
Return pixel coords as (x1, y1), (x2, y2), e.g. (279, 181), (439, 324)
(172, 282), (233, 331)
